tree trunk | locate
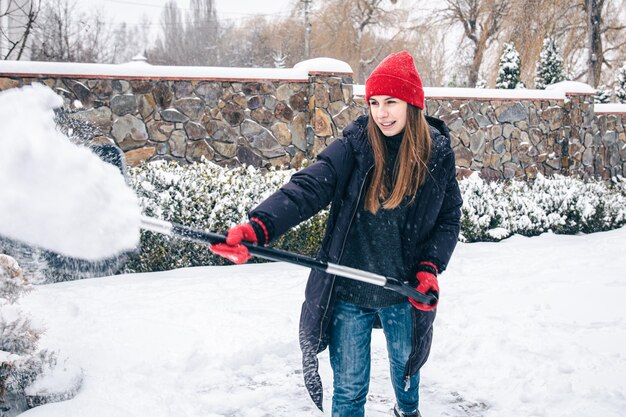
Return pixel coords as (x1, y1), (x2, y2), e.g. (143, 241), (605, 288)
(585, 0), (604, 87)
(468, 29), (489, 87)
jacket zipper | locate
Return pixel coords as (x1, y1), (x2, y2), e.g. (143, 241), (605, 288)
(315, 164), (373, 351)
(402, 151), (446, 388)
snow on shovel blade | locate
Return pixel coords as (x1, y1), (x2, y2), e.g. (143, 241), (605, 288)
(0, 84), (142, 260)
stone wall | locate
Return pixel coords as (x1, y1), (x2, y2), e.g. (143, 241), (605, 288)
(352, 88), (624, 180)
(427, 93), (582, 179)
(0, 76), (317, 168)
(0, 60), (624, 179)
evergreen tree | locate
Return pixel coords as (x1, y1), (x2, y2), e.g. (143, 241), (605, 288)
(496, 43), (524, 89)
(615, 63), (626, 104)
(535, 35), (565, 89)
(594, 85), (611, 104)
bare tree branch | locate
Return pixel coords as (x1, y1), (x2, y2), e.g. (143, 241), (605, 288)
(1, 0), (41, 60)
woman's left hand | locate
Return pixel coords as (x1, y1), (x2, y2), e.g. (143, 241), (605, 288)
(409, 269), (439, 311)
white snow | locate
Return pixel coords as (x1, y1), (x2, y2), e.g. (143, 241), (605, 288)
(353, 84), (365, 96)
(353, 85), (567, 100)
(24, 361), (83, 398)
(0, 350), (20, 362)
(595, 103), (626, 114)
(293, 58), (353, 73)
(0, 58), (354, 81)
(16, 226), (626, 417)
(0, 84), (141, 260)
(353, 82), (603, 101)
(422, 86), (562, 100)
(2, 60), (626, 417)
(546, 81), (596, 95)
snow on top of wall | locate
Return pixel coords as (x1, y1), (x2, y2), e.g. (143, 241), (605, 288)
(424, 87), (566, 100)
(354, 84), (565, 100)
(353, 85), (565, 100)
(354, 82), (600, 101)
(0, 60), (312, 81)
(293, 57), (353, 74)
(0, 58), (354, 81)
(595, 103), (626, 114)
(547, 80), (596, 95)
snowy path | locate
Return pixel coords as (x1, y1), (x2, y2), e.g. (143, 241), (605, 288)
(19, 227), (626, 417)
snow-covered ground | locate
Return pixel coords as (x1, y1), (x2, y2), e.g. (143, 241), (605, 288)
(18, 226), (626, 417)
(3, 63), (625, 417)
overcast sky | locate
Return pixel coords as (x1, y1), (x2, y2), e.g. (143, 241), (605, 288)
(80, 0), (297, 31)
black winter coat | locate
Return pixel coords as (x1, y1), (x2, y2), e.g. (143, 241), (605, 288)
(250, 114), (462, 410)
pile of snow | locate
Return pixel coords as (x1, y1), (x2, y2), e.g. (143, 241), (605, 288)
(546, 81), (596, 95)
(0, 84), (141, 260)
(17, 226), (626, 417)
(294, 57), (353, 73)
(24, 360), (84, 408)
(1, 252), (82, 415)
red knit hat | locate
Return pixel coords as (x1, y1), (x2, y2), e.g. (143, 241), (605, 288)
(365, 51), (424, 110)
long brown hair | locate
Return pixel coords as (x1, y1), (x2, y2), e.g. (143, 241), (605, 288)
(365, 104), (432, 214)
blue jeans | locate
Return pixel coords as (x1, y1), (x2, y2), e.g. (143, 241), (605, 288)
(329, 300), (420, 417)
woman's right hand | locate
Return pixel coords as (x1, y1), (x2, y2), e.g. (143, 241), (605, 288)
(210, 223), (258, 264)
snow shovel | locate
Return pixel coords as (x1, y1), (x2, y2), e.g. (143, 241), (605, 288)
(140, 216), (439, 307)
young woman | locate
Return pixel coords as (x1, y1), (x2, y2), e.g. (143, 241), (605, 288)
(211, 51), (462, 417)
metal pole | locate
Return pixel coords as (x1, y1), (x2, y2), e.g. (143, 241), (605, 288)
(139, 216), (438, 306)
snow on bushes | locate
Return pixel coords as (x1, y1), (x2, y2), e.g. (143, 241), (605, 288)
(124, 160), (626, 272)
(0, 255), (83, 414)
(124, 160), (328, 273)
(459, 172), (626, 242)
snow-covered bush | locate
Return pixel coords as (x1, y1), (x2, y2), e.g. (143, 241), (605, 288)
(458, 173), (626, 242)
(0, 255), (82, 415)
(496, 43), (525, 89)
(458, 173), (509, 241)
(124, 160), (328, 273)
(125, 160), (626, 270)
(535, 35), (566, 89)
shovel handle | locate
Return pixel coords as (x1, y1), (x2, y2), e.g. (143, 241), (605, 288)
(140, 216), (438, 306)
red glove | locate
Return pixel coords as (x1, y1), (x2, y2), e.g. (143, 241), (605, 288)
(409, 262), (439, 311)
(210, 223), (258, 264)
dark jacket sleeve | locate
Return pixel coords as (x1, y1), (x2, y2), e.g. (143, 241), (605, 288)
(250, 138), (352, 242)
(419, 146), (463, 273)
